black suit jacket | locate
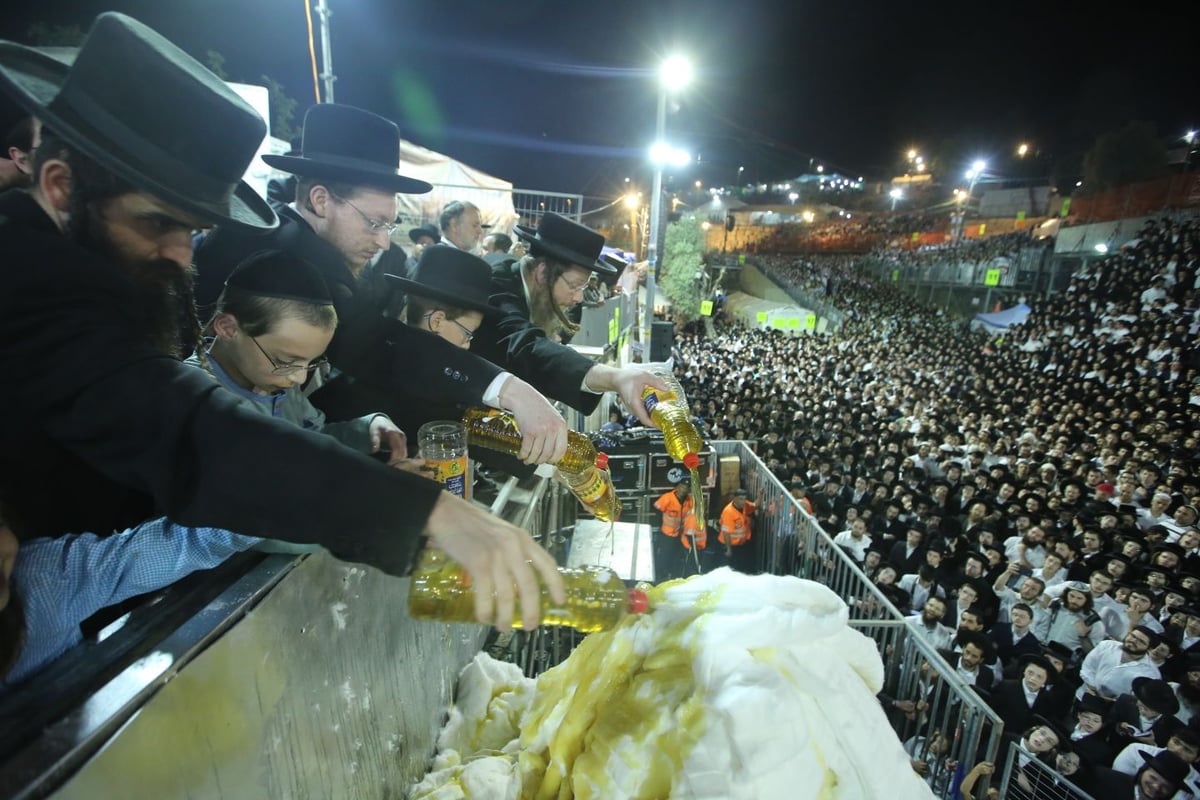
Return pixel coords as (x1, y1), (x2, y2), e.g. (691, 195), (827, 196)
(1109, 693), (1179, 749)
(989, 623), (1043, 673)
(987, 678), (1059, 737)
(471, 268), (601, 414)
(887, 541), (926, 576)
(938, 650), (995, 692)
(0, 191), (437, 574)
(194, 207), (504, 419)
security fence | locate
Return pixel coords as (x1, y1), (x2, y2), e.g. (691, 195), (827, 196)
(997, 737), (1096, 800)
(711, 441), (1004, 798)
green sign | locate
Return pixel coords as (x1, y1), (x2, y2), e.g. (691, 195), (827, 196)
(978, 223), (987, 236)
(772, 318), (787, 329)
(756, 311), (768, 323)
(613, 306), (620, 328)
(984, 269), (1001, 287)
(1016, 210), (1026, 221)
(700, 300), (713, 316)
(738, 254), (747, 265)
(892, 269), (900, 282)
(911, 232), (919, 242)
(805, 314), (817, 330)
(1061, 197), (1071, 217)
(608, 317), (618, 343)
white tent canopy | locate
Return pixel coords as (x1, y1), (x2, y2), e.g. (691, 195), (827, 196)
(723, 291), (823, 335)
(970, 302), (1031, 333)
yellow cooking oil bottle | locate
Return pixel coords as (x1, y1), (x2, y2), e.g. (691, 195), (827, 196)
(461, 407), (621, 522)
(641, 366), (707, 525)
(407, 547), (649, 633)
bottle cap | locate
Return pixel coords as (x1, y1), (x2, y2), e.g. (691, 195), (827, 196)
(683, 453), (700, 470)
(596, 452), (609, 469)
(627, 588), (649, 614)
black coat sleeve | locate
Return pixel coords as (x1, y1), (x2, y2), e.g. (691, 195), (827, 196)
(0, 230), (440, 577)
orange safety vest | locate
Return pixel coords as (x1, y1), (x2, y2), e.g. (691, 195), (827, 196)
(719, 501), (755, 546)
(681, 512), (706, 550)
(654, 490), (693, 538)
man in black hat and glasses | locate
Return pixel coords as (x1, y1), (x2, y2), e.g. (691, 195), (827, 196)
(194, 102), (574, 465)
(0, 13), (562, 630)
(472, 212), (668, 423)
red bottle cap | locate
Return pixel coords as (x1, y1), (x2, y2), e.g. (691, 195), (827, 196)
(595, 452), (609, 469)
(627, 588), (649, 614)
(683, 453), (700, 470)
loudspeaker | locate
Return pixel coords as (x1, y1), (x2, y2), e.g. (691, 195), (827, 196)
(650, 321), (674, 362)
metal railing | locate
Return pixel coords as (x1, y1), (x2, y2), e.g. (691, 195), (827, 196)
(997, 739), (1096, 800)
(711, 440), (1004, 798)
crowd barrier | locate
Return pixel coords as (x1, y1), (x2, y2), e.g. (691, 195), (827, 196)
(997, 738), (1095, 800)
(712, 440), (1004, 798)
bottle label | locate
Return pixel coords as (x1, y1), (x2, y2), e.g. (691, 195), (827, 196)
(641, 386), (676, 413)
(426, 456), (468, 498)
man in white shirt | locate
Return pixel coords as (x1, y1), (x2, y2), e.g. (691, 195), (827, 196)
(1077, 625), (1163, 701)
(1110, 729), (1200, 797)
(833, 518), (872, 564)
(1004, 527), (1048, 570)
(910, 596), (955, 652)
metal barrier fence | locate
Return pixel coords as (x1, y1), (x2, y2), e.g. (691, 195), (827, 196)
(997, 737), (1096, 800)
(711, 440), (1004, 798)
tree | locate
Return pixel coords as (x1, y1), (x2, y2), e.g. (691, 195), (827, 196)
(259, 75), (300, 143)
(1079, 121), (1168, 194)
(658, 214), (706, 327)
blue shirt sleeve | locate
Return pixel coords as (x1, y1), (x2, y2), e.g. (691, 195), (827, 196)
(4, 518), (261, 687)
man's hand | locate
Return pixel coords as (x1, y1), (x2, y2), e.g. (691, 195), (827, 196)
(368, 416), (409, 468)
(497, 377), (568, 464)
(423, 492), (565, 630)
(584, 364), (670, 427)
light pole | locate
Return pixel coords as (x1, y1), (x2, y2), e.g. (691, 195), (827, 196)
(314, 0), (336, 102)
(961, 160), (987, 242)
(889, 187), (903, 211)
(624, 193), (640, 259)
(643, 54), (692, 354)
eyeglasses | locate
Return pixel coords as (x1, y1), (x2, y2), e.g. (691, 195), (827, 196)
(557, 272), (590, 293)
(249, 335), (329, 376)
(331, 192), (399, 235)
(423, 312), (475, 343)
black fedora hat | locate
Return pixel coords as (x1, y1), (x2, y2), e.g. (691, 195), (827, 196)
(264, 103), (431, 195)
(1138, 749), (1190, 788)
(408, 222), (441, 244)
(385, 246), (496, 315)
(1017, 652), (1058, 682)
(1074, 692), (1112, 718)
(0, 13), (276, 230)
(1132, 677), (1180, 716)
(514, 212), (616, 274)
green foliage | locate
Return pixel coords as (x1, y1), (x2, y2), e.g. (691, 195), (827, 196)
(259, 75), (299, 143)
(1080, 121), (1168, 194)
(659, 215), (706, 326)
(25, 23), (85, 47)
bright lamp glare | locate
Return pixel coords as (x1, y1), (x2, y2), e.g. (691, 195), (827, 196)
(670, 148), (691, 167)
(660, 55), (693, 91)
(650, 142), (672, 163)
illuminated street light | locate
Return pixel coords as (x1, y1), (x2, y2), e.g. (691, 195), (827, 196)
(787, 191), (799, 204)
(889, 187), (903, 211)
(737, 165), (744, 184)
(645, 53), (693, 347)
(624, 193), (639, 210)
(694, 180), (702, 189)
(1016, 143), (1030, 157)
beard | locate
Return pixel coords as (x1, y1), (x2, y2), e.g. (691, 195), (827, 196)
(72, 206), (197, 359)
(527, 279), (578, 341)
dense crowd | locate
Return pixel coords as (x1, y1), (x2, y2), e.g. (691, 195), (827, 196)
(672, 215), (1200, 798)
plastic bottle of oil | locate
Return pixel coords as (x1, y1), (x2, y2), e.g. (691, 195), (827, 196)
(462, 407), (621, 522)
(641, 365), (707, 524)
(407, 547), (649, 633)
(559, 452), (621, 522)
(462, 407), (598, 473)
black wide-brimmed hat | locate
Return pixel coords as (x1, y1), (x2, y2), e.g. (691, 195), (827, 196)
(386, 246), (496, 315)
(1133, 677), (1180, 715)
(263, 103), (431, 195)
(1017, 653), (1058, 682)
(0, 13), (276, 230)
(1139, 749), (1190, 787)
(1074, 692), (1111, 718)
(514, 212), (616, 274)
(408, 222), (441, 244)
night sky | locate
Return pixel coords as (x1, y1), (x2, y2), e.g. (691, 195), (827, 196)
(2, 1), (1194, 200)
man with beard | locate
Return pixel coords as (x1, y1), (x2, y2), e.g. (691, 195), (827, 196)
(471, 212), (668, 422)
(1004, 525), (1049, 570)
(1078, 625), (1163, 702)
(911, 596), (955, 651)
(0, 14), (562, 629)
(194, 103), (586, 465)
(1034, 583), (1105, 656)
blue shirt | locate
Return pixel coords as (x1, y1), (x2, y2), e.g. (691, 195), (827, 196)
(4, 518), (261, 687)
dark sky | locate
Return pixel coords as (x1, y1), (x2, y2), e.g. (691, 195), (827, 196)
(3, 1), (1195, 200)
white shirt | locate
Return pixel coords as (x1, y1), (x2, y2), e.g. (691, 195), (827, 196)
(1077, 639), (1161, 700)
(833, 530), (872, 563)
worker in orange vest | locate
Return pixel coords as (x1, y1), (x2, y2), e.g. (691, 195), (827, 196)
(719, 488), (757, 573)
(788, 480), (814, 515)
(654, 479), (693, 581)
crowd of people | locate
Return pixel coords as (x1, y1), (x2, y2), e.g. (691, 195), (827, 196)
(667, 213), (1200, 797)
